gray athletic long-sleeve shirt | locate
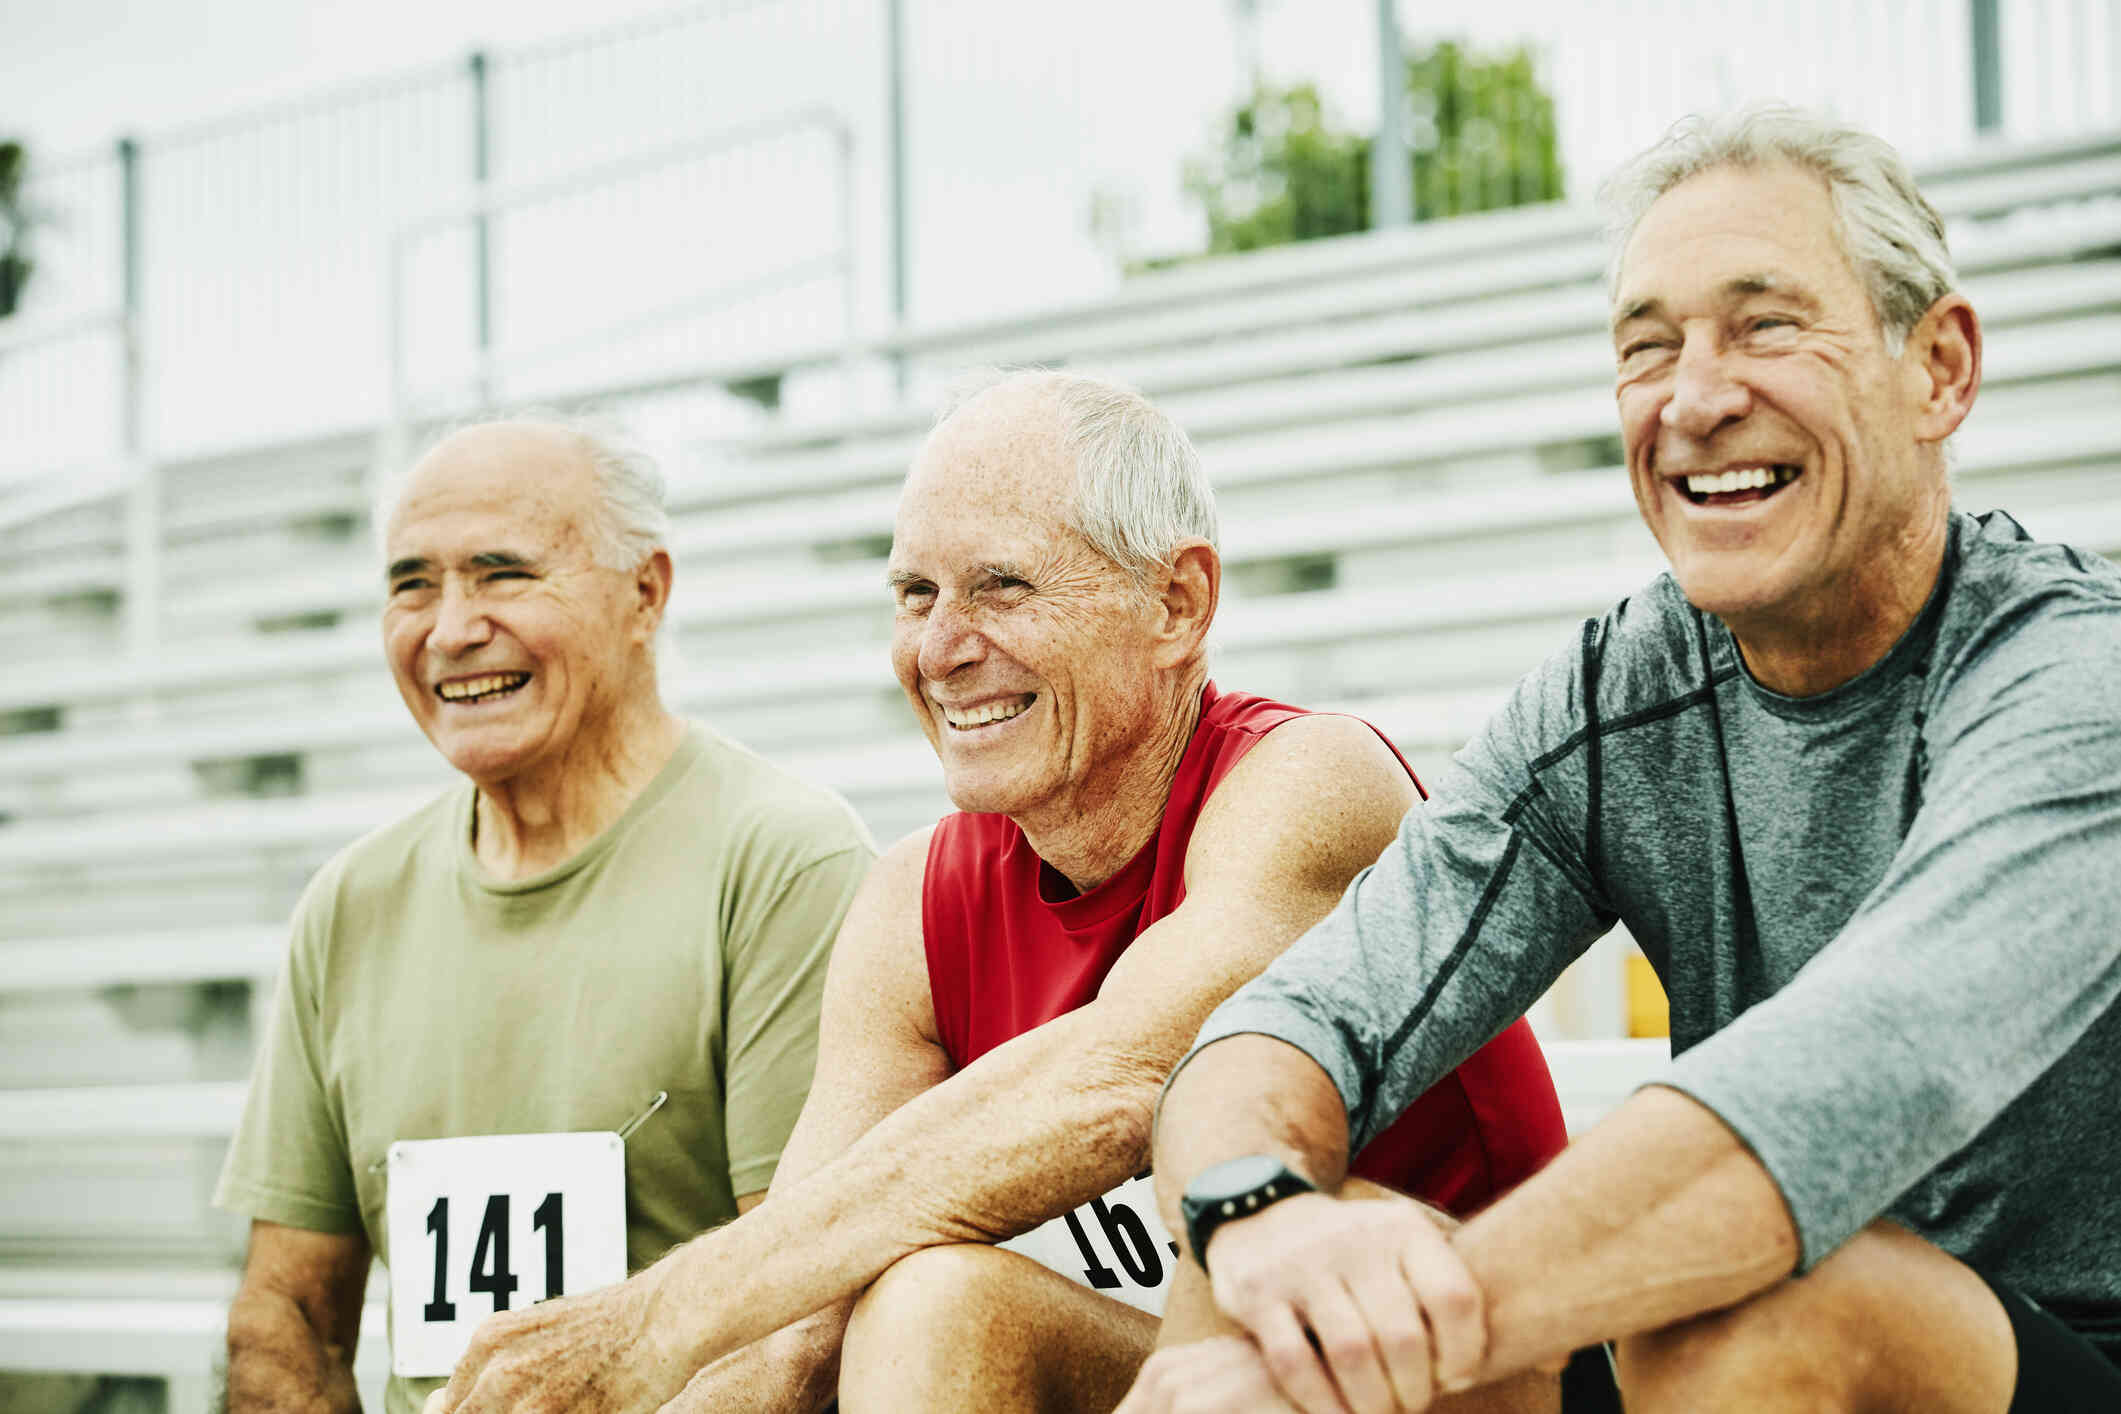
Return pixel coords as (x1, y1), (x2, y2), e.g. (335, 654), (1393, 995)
(1193, 509), (2121, 1316)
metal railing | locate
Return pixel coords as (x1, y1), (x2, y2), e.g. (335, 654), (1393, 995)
(1, 0), (2117, 640)
(377, 106), (860, 491)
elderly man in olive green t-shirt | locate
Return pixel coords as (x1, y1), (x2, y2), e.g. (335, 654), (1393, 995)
(212, 417), (875, 1414)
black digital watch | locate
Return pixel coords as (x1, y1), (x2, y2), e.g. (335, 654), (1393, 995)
(1178, 1154), (1316, 1273)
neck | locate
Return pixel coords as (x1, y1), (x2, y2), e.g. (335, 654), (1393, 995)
(1729, 506), (1950, 697)
(472, 686), (686, 882)
(1015, 672), (1207, 894)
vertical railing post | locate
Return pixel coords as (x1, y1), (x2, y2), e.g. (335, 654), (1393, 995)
(469, 49), (495, 405)
(117, 134), (160, 663)
(836, 122), (861, 397)
(885, 0), (909, 391)
(1371, 0), (1413, 230)
(374, 230), (410, 541)
(1971, 0), (2003, 136)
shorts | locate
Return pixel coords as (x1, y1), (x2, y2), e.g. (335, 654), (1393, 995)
(1559, 1344), (1622, 1413)
(1980, 1274), (2121, 1412)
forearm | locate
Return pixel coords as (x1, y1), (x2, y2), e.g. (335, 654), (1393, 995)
(665, 1304), (850, 1413)
(1453, 1084), (1799, 1381)
(1150, 1033), (1353, 1249)
(645, 1012), (1165, 1367)
(225, 1288), (361, 1414)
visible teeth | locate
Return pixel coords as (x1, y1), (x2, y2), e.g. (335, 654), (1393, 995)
(438, 672), (529, 702)
(1684, 465), (1796, 496)
(942, 697), (1031, 729)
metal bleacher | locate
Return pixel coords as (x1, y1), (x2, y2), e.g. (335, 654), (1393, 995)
(2, 128), (2118, 1406)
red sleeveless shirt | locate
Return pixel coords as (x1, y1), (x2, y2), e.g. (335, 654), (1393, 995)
(922, 682), (1567, 1214)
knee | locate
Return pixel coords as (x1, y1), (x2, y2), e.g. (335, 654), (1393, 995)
(1616, 1295), (1854, 1413)
(842, 1244), (1017, 1374)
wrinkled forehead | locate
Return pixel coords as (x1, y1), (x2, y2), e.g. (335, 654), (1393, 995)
(1614, 160), (1854, 310)
(893, 393), (1079, 548)
(386, 425), (595, 551)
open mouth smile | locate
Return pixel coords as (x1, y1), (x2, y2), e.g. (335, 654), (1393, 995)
(1679, 464), (1802, 508)
(436, 671), (531, 705)
(940, 694), (1036, 731)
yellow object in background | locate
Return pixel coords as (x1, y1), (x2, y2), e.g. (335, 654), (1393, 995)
(1626, 950), (1670, 1038)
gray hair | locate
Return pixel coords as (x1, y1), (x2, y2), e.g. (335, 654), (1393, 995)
(377, 409), (670, 570)
(1599, 105), (1957, 353)
(934, 368), (1219, 586)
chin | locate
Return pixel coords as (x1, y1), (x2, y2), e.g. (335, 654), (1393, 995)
(939, 768), (1038, 819)
(428, 730), (536, 784)
(1671, 565), (1800, 626)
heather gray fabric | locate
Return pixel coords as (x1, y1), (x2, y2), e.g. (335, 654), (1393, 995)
(1192, 509), (2121, 1310)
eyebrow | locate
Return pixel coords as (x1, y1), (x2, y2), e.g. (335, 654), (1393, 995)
(1612, 273), (1802, 330)
(886, 568), (927, 590)
(385, 550), (533, 582)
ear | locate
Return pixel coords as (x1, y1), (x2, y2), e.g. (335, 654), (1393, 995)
(1905, 292), (1981, 444)
(632, 548), (675, 643)
(1149, 541), (1220, 668)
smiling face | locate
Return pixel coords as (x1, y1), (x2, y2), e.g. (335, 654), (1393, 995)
(887, 386), (1183, 827)
(382, 424), (658, 788)
(1612, 161), (1951, 641)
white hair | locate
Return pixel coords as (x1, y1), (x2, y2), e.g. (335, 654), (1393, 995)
(933, 368), (1219, 586)
(376, 409), (670, 570)
(1599, 105), (1957, 353)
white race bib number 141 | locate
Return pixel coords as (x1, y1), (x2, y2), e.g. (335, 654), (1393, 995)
(384, 1132), (628, 1377)
(1000, 1171), (1180, 1315)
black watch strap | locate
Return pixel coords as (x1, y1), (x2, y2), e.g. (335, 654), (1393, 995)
(1180, 1154), (1316, 1273)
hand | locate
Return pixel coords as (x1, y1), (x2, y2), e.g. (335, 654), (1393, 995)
(1203, 1193), (1488, 1414)
(1117, 1336), (1304, 1414)
(421, 1269), (696, 1414)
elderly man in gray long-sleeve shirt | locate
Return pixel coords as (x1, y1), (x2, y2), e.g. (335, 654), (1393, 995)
(1120, 107), (2121, 1414)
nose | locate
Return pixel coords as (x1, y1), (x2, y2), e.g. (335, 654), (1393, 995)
(1660, 335), (1752, 441)
(914, 593), (986, 686)
(428, 578), (493, 658)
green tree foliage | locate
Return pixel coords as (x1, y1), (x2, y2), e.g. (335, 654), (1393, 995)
(0, 140), (32, 318)
(1177, 40), (1564, 260)
(1182, 83), (1371, 255)
(1403, 41), (1564, 220)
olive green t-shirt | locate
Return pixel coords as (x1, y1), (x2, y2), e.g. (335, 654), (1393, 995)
(215, 722), (874, 1410)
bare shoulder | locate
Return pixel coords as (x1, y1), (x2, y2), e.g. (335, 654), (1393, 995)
(818, 823), (939, 1044)
(853, 823), (935, 921)
(1188, 713), (1416, 898)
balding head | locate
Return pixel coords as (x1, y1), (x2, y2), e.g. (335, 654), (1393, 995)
(926, 370), (1218, 591)
(382, 414), (669, 572)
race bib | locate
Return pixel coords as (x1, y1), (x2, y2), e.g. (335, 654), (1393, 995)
(1000, 1171), (1180, 1315)
(384, 1131), (627, 1377)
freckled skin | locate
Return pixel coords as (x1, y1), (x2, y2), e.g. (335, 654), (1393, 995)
(887, 382), (1206, 893)
(381, 423), (681, 879)
(1612, 162), (1965, 695)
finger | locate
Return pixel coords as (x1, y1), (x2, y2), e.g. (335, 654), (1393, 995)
(421, 1393), (449, 1414)
(1346, 1264), (1432, 1412)
(1199, 1350), (1307, 1414)
(1299, 1279), (1396, 1414)
(1398, 1222), (1487, 1393)
(1251, 1301), (1355, 1414)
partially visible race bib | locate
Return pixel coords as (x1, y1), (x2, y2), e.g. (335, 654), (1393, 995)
(384, 1132), (627, 1377)
(1000, 1171), (1180, 1315)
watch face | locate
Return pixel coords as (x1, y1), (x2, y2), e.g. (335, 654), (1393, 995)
(1192, 1153), (1296, 1204)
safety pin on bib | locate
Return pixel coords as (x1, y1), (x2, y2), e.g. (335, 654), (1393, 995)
(366, 1089), (668, 1174)
(618, 1089), (668, 1141)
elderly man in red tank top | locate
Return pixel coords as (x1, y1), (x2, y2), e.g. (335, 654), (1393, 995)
(427, 371), (1571, 1414)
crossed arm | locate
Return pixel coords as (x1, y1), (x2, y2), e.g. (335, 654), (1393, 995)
(429, 713), (1417, 1413)
(1135, 1037), (1797, 1411)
